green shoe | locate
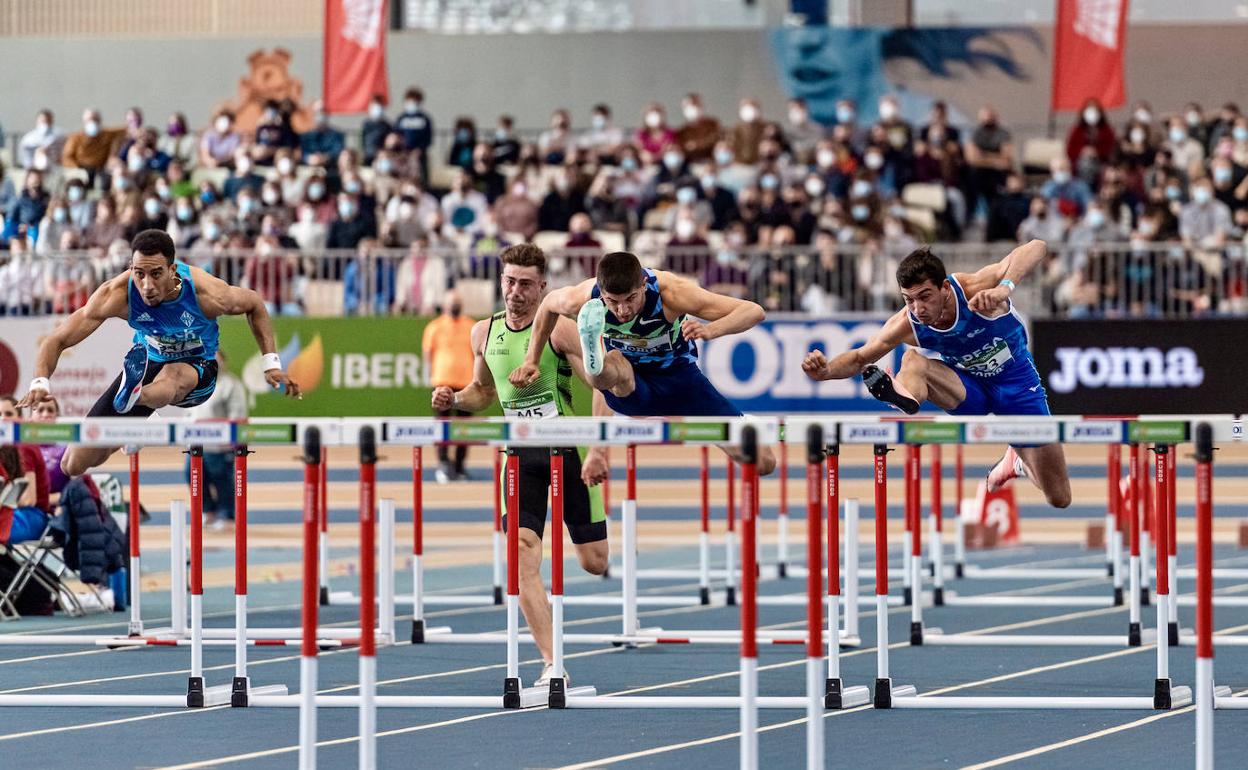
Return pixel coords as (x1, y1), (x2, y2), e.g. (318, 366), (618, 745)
(577, 299), (607, 376)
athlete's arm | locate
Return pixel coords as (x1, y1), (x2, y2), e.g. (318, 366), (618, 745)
(802, 309), (917, 381)
(510, 280), (594, 388)
(553, 320), (613, 486)
(960, 239), (1048, 314)
(18, 276), (128, 408)
(433, 320), (496, 413)
(657, 271), (765, 341)
(191, 267), (301, 399)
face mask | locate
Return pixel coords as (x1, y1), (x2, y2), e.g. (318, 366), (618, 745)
(663, 152), (683, 170)
(215, 117), (230, 133)
(277, 158), (294, 175)
(714, 149), (733, 166)
(620, 157), (637, 172)
(237, 159), (252, 174)
(1135, 109), (1152, 124)
(52, 208), (67, 223)
(128, 154), (145, 172)
(884, 222), (903, 238)
(878, 102), (898, 121)
(554, 177), (570, 193)
(805, 178), (825, 197)
(788, 109), (807, 125)
(200, 190), (216, 204)
(1129, 128), (1146, 144)
(405, 100), (419, 112)
(32, 152), (49, 171)
(1052, 170), (1071, 184)
(836, 105), (855, 124)
(592, 114), (607, 130)
(1193, 187), (1212, 204)
(1086, 209), (1106, 228)
(344, 180), (361, 194)
(338, 201), (355, 218)
(1234, 127), (1248, 142)
(204, 224), (221, 240)
(156, 185), (171, 201)
(176, 206), (193, 222)
(84, 120), (100, 137)
(760, 174), (779, 191)
(816, 149), (835, 168)
(645, 111), (662, 129)
(495, 128), (510, 141)
(683, 105), (701, 122)
(1186, 111), (1202, 127)
(262, 189), (280, 205)
(300, 208), (316, 222)
(1083, 107), (1101, 124)
(368, 103), (384, 120)
(1169, 127), (1187, 143)
(676, 187), (697, 205)
(1214, 167), (1233, 185)
(851, 204), (870, 222)
(700, 175), (717, 190)
(144, 200), (160, 217)
(675, 219), (695, 239)
(239, 198), (256, 215)
(1165, 185), (1182, 200)
(67, 186), (84, 202)
(864, 152), (884, 170)
(739, 105), (759, 122)
(308, 183), (325, 200)
(115, 176), (131, 191)
(1138, 220), (1156, 236)
(715, 251), (736, 266)
(376, 159), (393, 175)
(851, 179), (873, 198)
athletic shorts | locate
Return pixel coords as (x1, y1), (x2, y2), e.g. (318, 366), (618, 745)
(943, 363), (1051, 446)
(501, 447), (607, 544)
(603, 360), (741, 418)
(87, 357), (218, 418)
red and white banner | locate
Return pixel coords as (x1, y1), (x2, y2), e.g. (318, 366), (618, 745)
(1051, 0), (1129, 111)
(323, 0), (389, 113)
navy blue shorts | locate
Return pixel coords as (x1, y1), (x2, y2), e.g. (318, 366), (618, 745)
(87, 356), (218, 418)
(944, 363), (1051, 417)
(604, 362), (742, 417)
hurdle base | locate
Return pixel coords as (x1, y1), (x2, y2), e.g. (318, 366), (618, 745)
(922, 629), (1154, 647)
(186, 677), (204, 708)
(494, 585), (504, 605)
(903, 587), (912, 606)
(1114, 587), (1124, 606)
(725, 587), (736, 606)
(1140, 589), (1151, 607)
(547, 681), (596, 709)
(1128, 622), (1141, 647)
(503, 677), (522, 709)
(955, 562), (964, 578)
(933, 587), (945, 606)
(231, 676), (248, 707)
(1153, 679), (1186, 710)
(1168, 622), (1180, 647)
(825, 678), (872, 710)
(873, 679), (917, 709)
(318, 586), (330, 606)
(699, 587), (710, 606)
(411, 619), (425, 644)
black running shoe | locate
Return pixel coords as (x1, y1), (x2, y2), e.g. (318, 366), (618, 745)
(861, 365), (920, 415)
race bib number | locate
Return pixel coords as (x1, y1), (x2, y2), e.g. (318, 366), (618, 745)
(956, 337), (1014, 378)
(607, 335), (674, 354)
(502, 391), (558, 420)
(145, 332), (205, 358)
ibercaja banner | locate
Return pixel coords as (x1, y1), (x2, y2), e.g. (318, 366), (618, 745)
(1030, 319), (1243, 414)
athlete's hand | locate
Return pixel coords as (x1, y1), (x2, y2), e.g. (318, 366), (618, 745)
(968, 285), (1011, 315)
(581, 448), (610, 487)
(15, 387), (48, 410)
(508, 362), (541, 388)
(680, 318), (713, 341)
(431, 386), (455, 411)
(801, 350), (830, 381)
(265, 369), (302, 399)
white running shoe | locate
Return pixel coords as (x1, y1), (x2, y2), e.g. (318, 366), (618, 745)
(577, 299), (607, 376)
(986, 447), (1027, 492)
(534, 662), (568, 688)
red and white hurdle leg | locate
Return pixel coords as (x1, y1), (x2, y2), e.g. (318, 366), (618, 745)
(299, 430), (321, 770)
(739, 427), (759, 770)
(358, 428), (378, 770)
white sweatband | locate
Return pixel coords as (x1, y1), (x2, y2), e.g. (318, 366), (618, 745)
(998, 278), (1016, 293)
(451, 392), (460, 408)
(29, 377), (50, 394)
(262, 353), (282, 372)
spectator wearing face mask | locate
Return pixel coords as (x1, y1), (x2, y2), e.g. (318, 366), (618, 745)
(537, 109), (572, 166)
(873, 95), (913, 155)
(167, 196), (201, 249)
(708, 141), (755, 195)
(251, 100), (299, 166)
(3, 170), (49, 243)
(447, 117), (477, 171)
(61, 109), (124, 185)
(728, 98), (766, 165)
(1066, 97), (1116, 167)
(440, 169), (489, 236)
(396, 88), (434, 177)
(1206, 103), (1241, 151)
(675, 93), (721, 164)
(700, 171), (738, 231)
(301, 100), (344, 167)
(327, 192), (377, 249)
(1182, 103), (1209, 151)
(492, 179), (540, 241)
(662, 180), (713, 233)
(384, 180), (439, 227)
(224, 150), (264, 201)
(231, 189), (264, 238)
(575, 104), (623, 165)
(635, 103), (677, 166)
(538, 167), (586, 232)
(62, 179), (92, 230)
(490, 115), (520, 165)
(199, 110), (242, 169)
(983, 172), (1029, 243)
(469, 143), (506, 203)
(783, 98), (824, 166)
(1040, 157), (1093, 219)
(1208, 156), (1247, 212)
(831, 99), (868, 154)
(360, 94), (392, 165)
(965, 105), (1014, 218)
(19, 109), (66, 169)
(1067, 200), (1125, 249)
(157, 112), (196, 167)
(1180, 177), (1234, 250)
(34, 196), (74, 255)
(1017, 198), (1067, 249)
(1164, 116), (1206, 180)
(288, 203), (328, 252)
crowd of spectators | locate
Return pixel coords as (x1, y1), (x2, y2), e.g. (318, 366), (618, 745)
(2, 90), (1247, 317)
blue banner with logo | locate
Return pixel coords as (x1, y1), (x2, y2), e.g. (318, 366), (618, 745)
(699, 315), (905, 414)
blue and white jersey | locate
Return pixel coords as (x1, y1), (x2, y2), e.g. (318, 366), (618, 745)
(128, 261), (219, 363)
(590, 269), (697, 370)
(908, 275), (1041, 388)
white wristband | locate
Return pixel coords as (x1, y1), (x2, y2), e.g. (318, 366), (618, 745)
(451, 392), (460, 408)
(29, 377), (50, 395)
(262, 353), (282, 372)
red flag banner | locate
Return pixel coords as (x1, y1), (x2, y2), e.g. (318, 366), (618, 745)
(323, 0), (389, 113)
(1051, 0), (1129, 111)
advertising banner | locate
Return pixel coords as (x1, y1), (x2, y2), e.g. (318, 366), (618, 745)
(1031, 319), (1242, 414)
(0, 317), (135, 416)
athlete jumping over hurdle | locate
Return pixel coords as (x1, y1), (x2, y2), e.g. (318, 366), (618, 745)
(431, 244), (611, 688)
(801, 241), (1071, 508)
(508, 251), (777, 475)
(17, 229), (300, 477)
